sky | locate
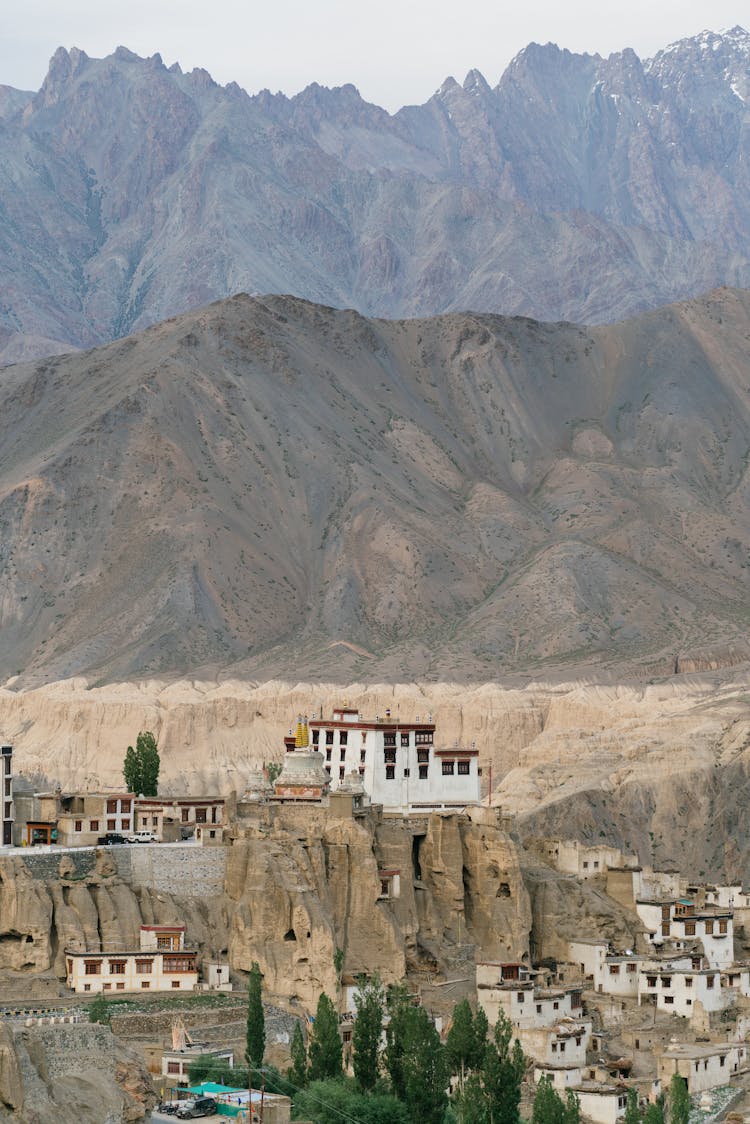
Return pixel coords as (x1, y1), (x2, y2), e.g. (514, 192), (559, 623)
(3, 0), (750, 112)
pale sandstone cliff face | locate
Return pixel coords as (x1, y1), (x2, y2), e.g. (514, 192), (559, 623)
(225, 806), (532, 1011)
(0, 850), (228, 980)
(4, 671), (750, 881)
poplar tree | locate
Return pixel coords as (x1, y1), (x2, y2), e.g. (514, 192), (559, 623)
(624, 1088), (641, 1124)
(400, 1005), (449, 1124)
(245, 962), (265, 1069)
(447, 999), (478, 1093)
(122, 731), (160, 796)
(352, 973), (385, 1091)
(289, 1021), (308, 1088)
(308, 993), (342, 1081)
(669, 1076), (690, 1124)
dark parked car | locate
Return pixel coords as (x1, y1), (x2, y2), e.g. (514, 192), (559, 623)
(97, 832), (128, 845)
(176, 1098), (217, 1119)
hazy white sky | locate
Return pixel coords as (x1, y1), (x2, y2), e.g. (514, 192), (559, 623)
(3, 0), (750, 111)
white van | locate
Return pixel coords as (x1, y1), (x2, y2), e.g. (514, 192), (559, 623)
(126, 830), (158, 844)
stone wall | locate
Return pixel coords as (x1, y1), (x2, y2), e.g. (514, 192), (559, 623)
(9, 848), (98, 881)
(110, 843), (227, 896)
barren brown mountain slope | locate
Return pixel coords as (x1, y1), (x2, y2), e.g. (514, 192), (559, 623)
(2, 288), (750, 684)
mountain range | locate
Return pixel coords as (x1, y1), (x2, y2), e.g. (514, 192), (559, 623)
(3, 286), (750, 685)
(3, 28), (750, 362)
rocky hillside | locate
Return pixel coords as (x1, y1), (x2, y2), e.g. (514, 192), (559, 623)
(3, 29), (750, 360)
(3, 288), (750, 684)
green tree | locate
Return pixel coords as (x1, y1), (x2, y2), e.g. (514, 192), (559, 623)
(563, 1089), (581, 1124)
(472, 1005), (489, 1068)
(245, 961), (265, 1069)
(384, 984), (412, 1100)
(400, 1005), (449, 1124)
(122, 744), (142, 796)
(532, 1076), (566, 1124)
(88, 993), (110, 1024)
(624, 1088), (641, 1124)
(308, 993), (342, 1081)
(669, 1076), (690, 1124)
(644, 1100), (665, 1124)
(122, 731), (160, 796)
(289, 1021), (308, 1088)
(352, 973), (385, 1092)
(293, 1078), (409, 1124)
(447, 999), (478, 1093)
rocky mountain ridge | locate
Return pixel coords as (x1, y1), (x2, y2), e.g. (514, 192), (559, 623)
(3, 29), (750, 360)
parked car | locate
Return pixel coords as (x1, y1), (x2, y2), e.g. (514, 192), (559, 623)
(126, 830), (158, 843)
(156, 1102), (178, 1115)
(175, 1098), (217, 1118)
(97, 832), (128, 846)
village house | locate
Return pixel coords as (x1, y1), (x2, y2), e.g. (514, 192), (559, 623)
(161, 1044), (234, 1085)
(287, 705), (482, 814)
(134, 796), (224, 840)
(573, 1084), (629, 1124)
(57, 792), (135, 846)
(536, 840), (638, 880)
(635, 898), (734, 969)
(66, 924), (198, 994)
(638, 961), (731, 1016)
(656, 1041), (747, 1094)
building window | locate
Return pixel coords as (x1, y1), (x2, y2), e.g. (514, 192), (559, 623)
(339, 767), (345, 780)
(415, 731), (433, 745)
(167, 1062), (180, 1075)
(84, 983), (91, 992)
(417, 749), (429, 764)
(517, 992), (525, 1002)
(384, 750), (396, 764)
(196, 809), (207, 824)
(163, 957), (195, 973)
(141, 981), (150, 989)
(325, 766), (331, 775)
(536, 1004), (542, 1014)
(136, 959), (153, 974)
(609, 964), (620, 975)
(172, 980), (181, 988)
(90, 820), (99, 831)
(401, 734), (409, 747)
(418, 765), (428, 780)
(182, 809), (189, 822)
(84, 960), (102, 975)
(627, 963), (637, 973)
(122, 818), (130, 830)
(553, 1002), (559, 1010)
(157, 936), (174, 950)
(107, 820), (116, 831)
(109, 961), (126, 974)
(705, 920), (714, 934)
(442, 761), (455, 775)
(311, 729), (319, 744)
(684, 920), (696, 935)
(107, 800), (118, 814)
(326, 749), (332, 761)
(103, 983), (111, 990)
(685, 977), (693, 987)
(552, 1043), (557, 1053)
(403, 768), (410, 777)
(661, 923), (670, 937)
(116, 983), (125, 990)
(385, 765), (395, 780)
(74, 820), (82, 832)
(647, 976), (657, 988)
(339, 731), (348, 746)
(340, 749), (346, 761)
(457, 761), (470, 775)
(360, 750), (366, 763)
(384, 734), (396, 748)
(661, 977), (671, 989)
(719, 919), (728, 934)
(664, 996), (674, 1005)
(326, 730), (334, 745)
(707, 975), (715, 989)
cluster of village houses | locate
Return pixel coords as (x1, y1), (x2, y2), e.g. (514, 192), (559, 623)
(3, 712), (750, 1120)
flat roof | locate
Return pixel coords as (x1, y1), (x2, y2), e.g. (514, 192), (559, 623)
(65, 947), (198, 957)
(659, 1043), (734, 1059)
